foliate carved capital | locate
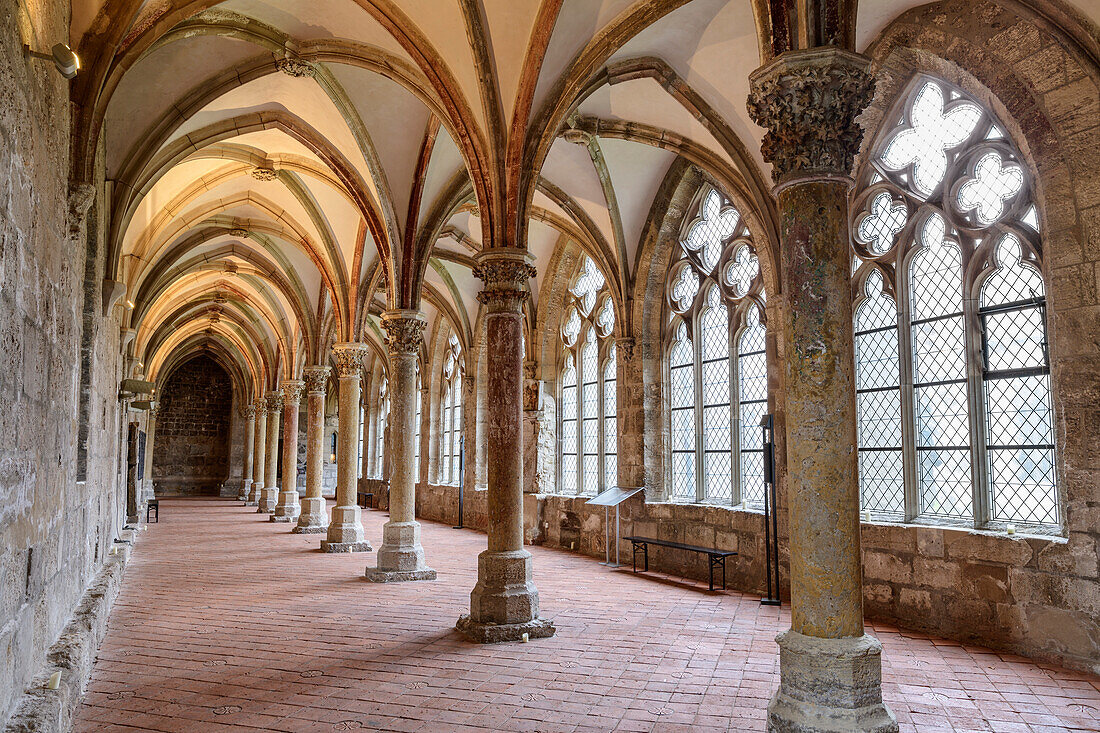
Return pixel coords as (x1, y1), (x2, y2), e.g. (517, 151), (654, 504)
(747, 48), (874, 186)
(615, 337), (636, 363)
(381, 311), (426, 356)
(265, 392), (283, 413)
(474, 252), (536, 311)
(254, 398), (266, 414)
(302, 366), (330, 395)
(244, 405), (256, 420)
(331, 342), (370, 378)
(281, 381), (305, 406)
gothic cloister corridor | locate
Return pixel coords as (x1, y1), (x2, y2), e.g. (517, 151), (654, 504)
(72, 499), (1100, 733)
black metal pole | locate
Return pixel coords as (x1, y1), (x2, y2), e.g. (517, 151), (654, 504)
(453, 444), (465, 529)
(760, 413), (781, 606)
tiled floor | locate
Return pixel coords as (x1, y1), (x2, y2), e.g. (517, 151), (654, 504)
(74, 498), (1099, 733)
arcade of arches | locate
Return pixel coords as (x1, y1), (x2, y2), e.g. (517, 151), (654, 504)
(2, 0), (1099, 731)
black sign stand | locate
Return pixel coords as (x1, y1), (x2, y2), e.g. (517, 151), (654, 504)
(453, 445), (465, 529)
(760, 413), (781, 606)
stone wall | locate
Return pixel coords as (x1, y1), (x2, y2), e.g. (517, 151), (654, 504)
(152, 356), (232, 495)
(0, 0), (129, 725)
(413, 481), (1097, 674)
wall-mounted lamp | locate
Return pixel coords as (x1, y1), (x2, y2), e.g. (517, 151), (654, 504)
(125, 299), (135, 309)
(23, 43), (80, 79)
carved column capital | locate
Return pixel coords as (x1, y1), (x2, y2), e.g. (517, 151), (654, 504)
(381, 310), (427, 356)
(302, 365), (331, 395)
(474, 250), (536, 313)
(265, 391), (283, 413)
(747, 48), (874, 188)
(331, 342), (370, 378)
(615, 337), (637, 363)
(281, 380), (305, 406)
(244, 404), (256, 420)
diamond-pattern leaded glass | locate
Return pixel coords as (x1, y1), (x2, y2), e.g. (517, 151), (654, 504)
(414, 375), (421, 483)
(670, 324), (695, 501)
(440, 335), (463, 486)
(581, 333), (599, 495)
(603, 348), (617, 490)
(850, 75), (1059, 528)
(738, 306), (767, 505)
(980, 235), (1057, 525)
(561, 357), (577, 494)
(855, 272), (904, 515)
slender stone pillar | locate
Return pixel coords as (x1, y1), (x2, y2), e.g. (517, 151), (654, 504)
(748, 48), (897, 733)
(239, 405), (255, 503)
(367, 311), (435, 582)
(144, 404), (159, 503)
(247, 399), (266, 505)
(272, 381), (304, 522)
(258, 392), (282, 513)
(321, 343), (372, 553)
(294, 366), (331, 533)
(457, 250), (554, 643)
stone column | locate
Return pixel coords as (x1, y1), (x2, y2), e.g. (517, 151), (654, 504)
(144, 404), (159, 503)
(248, 398), (266, 505)
(456, 250), (554, 643)
(258, 391), (282, 513)
(272, 381), (304, 522)
(368, 311), (436, 582)
(295, 366), (331, 533)
(748, 48), (897, 733)
(321, 343), (372, 552)
(238, 405), (255, 503)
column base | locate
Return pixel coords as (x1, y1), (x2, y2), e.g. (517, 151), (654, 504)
(366, 567), (437, 583)
(322, 505), (368, 552)
(466, 549), (549, 629)
(237, 480), (252, 502)
(292, 525), (327, 534)
(767, 631), (898, 733)
(370, 521), (433, 579)
(320, 541), (373, 553)
(455, 615), (555, 644)
(272, 490), (300, 521)
(246, 487), (262, 504)
(257, 488), (278, 513)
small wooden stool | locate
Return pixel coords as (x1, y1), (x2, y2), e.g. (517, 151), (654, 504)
(146, 499), (159, 523)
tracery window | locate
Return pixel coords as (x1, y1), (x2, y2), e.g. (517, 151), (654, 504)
(851, 76), (1057, 528)
(440, 334), (463, 486)
(666, 187), (768, 505)
(558, 255), (617, 495)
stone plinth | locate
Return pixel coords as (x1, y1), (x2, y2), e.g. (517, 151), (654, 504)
(767, 631), (897, 733)
(367, 521), (436, 582)
(455, 614), (555, 644)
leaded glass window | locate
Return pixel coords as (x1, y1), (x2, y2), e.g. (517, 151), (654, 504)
(441, 334), (463, 486)
(666, 186), (768, 505)
(413, 366), (422, 483)
(374, 377), (388, 479)
(851, 75), (1058, 528)
(557, 254), (618, 495)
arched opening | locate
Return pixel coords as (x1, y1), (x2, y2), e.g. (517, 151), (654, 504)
(152, 355), (234, 495)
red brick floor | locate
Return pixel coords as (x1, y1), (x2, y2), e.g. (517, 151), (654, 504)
(73, 498), (1100, 733)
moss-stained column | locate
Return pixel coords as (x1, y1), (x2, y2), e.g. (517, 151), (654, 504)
(258, 392), (282, 513)
(368, 311), (436, 582)
(295, 366), (331, 533)
(748, 48), (896, 733)
(273, 381), (304, 522)
(322, 343), (372, 553)
(238, 405), (255, 503)
(248, 398), (266, 505)
(457, 250), (555, 643)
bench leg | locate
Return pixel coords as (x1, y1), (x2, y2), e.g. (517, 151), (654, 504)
(708, 556), (714, 591)
(643, 544), (649, 572)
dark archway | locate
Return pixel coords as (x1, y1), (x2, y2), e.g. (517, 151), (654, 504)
(152, 354), (233, 495)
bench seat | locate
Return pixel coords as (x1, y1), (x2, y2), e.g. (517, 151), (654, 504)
(621, 535), (737, 591)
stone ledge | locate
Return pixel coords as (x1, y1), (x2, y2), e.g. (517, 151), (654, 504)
(4, 530), (136, 733)
(365, 568), (437, 583)
(269, 515), (297, 523)
(320, 541), (373, 553)
(455, 615), (555, 644)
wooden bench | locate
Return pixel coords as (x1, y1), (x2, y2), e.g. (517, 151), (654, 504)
(356, 491), (374, 509)
(622, 536), (737, 591)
